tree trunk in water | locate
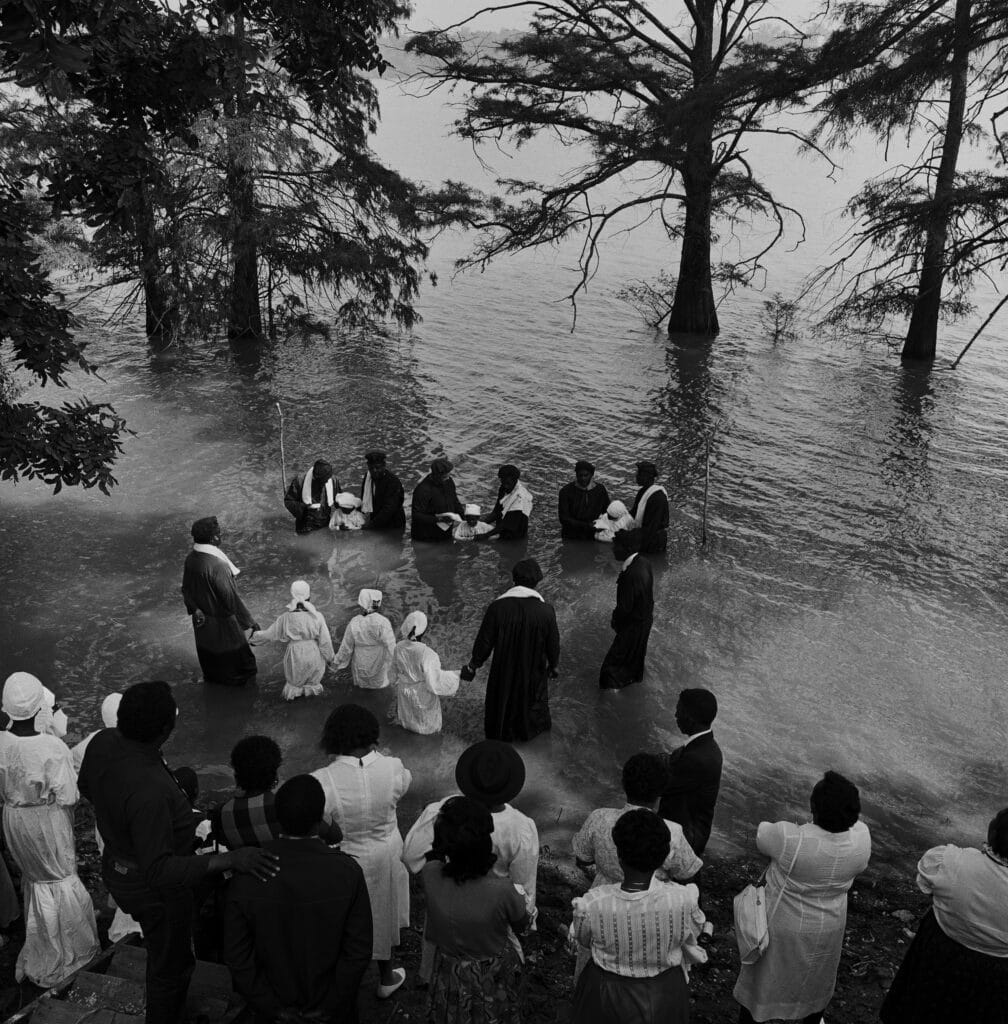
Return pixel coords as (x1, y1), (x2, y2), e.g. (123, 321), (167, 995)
(136, 185), (173, 339)
(226, 7), (262, 342)
(667, 1), (718, 339)
(902, 0), (971, 364)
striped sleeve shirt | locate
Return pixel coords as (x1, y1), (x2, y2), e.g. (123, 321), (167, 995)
(211, 792), (282, 849)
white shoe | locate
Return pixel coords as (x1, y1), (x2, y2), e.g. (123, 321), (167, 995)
(376, 967), (406, 999)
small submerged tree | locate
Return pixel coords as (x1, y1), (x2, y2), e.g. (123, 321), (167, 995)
(410, 1), (825, 338)
(810, 0), (1008, 364)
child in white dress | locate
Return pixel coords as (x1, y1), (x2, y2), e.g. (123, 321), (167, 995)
(333, 589), (396, 689)
(251, 580), (335, 700)
(330, 492), (367, 531)
(594, 500), (635, 542)
(453, 503), (492, 541)
(391, 612), (461, 735)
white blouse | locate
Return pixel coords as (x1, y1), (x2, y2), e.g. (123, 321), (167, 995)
(333, 612), (396, 689)
(0, 732), (78, 807)
(918, 844), (1008, 957)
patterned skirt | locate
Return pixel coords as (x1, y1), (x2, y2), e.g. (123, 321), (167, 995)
(427, 945), (524, 1024)
(881, 908), (1008, 1024)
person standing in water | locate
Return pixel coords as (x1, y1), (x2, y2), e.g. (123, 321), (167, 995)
(599, 528), (654, 690)
(558, 460), (610, 540)
(284, 459), (339, 534)
(629, 460), (670, 554)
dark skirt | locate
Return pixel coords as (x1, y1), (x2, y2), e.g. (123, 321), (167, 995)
(427, 945), (524, 1024)
(598, 619), (653, 689)
(570, 959), (689, 1024)
(881, 908), (1008, 1024)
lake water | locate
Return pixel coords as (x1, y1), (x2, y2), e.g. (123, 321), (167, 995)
(0, 78), (1006, 863)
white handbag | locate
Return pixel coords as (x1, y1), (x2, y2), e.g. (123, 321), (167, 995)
(733, 833), (803, 965)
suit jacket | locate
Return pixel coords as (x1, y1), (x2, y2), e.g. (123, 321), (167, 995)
(658, 731), (722, 856)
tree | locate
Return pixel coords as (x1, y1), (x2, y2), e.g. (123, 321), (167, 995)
(409, 1), (822, 337)
(810, 0), (1008, 364)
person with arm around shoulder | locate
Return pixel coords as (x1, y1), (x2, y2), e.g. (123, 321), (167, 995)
(881, 805), (1008, 1024)
(733, 770), (871, 1024)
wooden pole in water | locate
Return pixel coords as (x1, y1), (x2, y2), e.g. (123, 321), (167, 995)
(701, 433), (711, 547)
(276, 402), (287, 493)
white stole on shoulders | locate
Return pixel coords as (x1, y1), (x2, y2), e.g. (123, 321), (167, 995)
(499, 481), (533, 517)
(193, 543), (241, 577)
(634, 484), (667, 527)
(362, 472), (374, 515)
(496, 585), (544, 602)
(301, 466), (335, 508)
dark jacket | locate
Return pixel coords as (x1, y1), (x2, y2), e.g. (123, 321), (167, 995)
(557, 481), (610, 540)
(658, 732), (723, 856)
(360, 471), (406, 531)
(411, 474), (463, 542)
(284, 474), (340, 534)
(222, 837), (373, 1022)
(630, 485), (670, 553)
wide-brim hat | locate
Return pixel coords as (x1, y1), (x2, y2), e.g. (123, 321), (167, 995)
(455, 740), (526, 806)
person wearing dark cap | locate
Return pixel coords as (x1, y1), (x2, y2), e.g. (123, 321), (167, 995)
(599, 528), (654, 689)
(284, 458), (340, 534)
(658, 688), (723, 855)
(558, 460), (610, 540)
(479, 464), (533, 540)
(629, 460), (670, 553)
(460, 558), (560, 741)
(222, 775), (372, 1024)
(411, 457), (464, 542)
(360, 450), (406, 532)
(181, 517), (259, 686)
(402, 740), (539, 982)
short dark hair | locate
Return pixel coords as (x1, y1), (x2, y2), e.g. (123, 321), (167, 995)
(511, 558), (543, 588)
(173, 767), (198, 803)
(275, 775), (325, 836)
(230, 735), (282, 792)
(811, 770), (861, 832)
(612, 808), (670, 873)
(433, 796), (497, 883)
(117, 681), (176, 743)
(320, 704), (380, 756)
(622, 753), (668, 805)
(678, 688), (717, 728)
(988, 808), (1008, 858)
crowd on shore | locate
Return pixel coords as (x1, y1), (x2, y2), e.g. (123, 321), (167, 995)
(0, 672), (1005, 1024)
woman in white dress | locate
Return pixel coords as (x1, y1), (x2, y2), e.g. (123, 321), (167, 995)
(333, 589), (396, 689)
(733, 770), (871, 1024)
(251, 580), (335, 700)
(391, 611), (460, 735)
(0, 672), (99, 986)
(312, 704), (411, 998)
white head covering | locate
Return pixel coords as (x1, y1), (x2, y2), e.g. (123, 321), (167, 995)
(399, 611), (428, 641)
(287, 580), (323, 621)
(607, 500), (629, 519)
(2, 672), (45, 721)
(335, 492), (362, 510)
(101, 693), (123, 729)
(358, 588), (382, 612)
(41, 686), (68, 738)
(464, 504), (481, 516)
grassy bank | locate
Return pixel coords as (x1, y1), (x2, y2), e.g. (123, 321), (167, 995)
(0, 810), (927, 1023)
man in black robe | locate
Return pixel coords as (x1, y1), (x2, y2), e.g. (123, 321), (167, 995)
(479, 464), (532, 540)
(284, 459), (339, 534)
(557, 459), (610, 540)
(599, 528), (654, 689)
(360, 450), (406, 531)
(181, 517), (259, 685)
(411, 457), (464, 542)
(460, 558), (560, 742)
(629, 460), (670, 553)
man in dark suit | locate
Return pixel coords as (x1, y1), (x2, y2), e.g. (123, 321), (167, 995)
(599, 528), (654, 689)
(658, 688), (723, 855)
(222, 774), (373, 1024)
(360, 450), (406, 531)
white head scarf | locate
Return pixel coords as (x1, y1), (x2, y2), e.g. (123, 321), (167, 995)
(607, 500), (629, 520)
(399, 611), (428, 641)
(2, 672), (45, 722)
(101, 693), (123, 729)
(41, 687), (68, 738)
(464, 504), (481, 516)
(358, 588), (383, 613)
(335, 492), (362, 511)
(287, 579), (323, 620)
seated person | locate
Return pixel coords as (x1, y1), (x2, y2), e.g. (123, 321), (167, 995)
(594, 500), (635, 542)
(331, 492), (366, 531)
(453, 504), (492, 541)
(558, 460), (610, 540)
(285, 459), (339, 534)
(479, 465), (533, 540)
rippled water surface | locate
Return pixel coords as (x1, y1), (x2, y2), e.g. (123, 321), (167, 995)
(1, 85), (1006, 862)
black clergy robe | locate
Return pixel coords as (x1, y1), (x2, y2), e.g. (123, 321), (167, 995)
(181, 552), (257, 685)
(411, 474), (463, 542)
(599, 554), (654, 689)
(629, 485), (670, 553)
(284, 473), (340, 534)
(557, 481), (610, 540)
(360, 472), (406, 531)
(470, 591), (560, 742)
